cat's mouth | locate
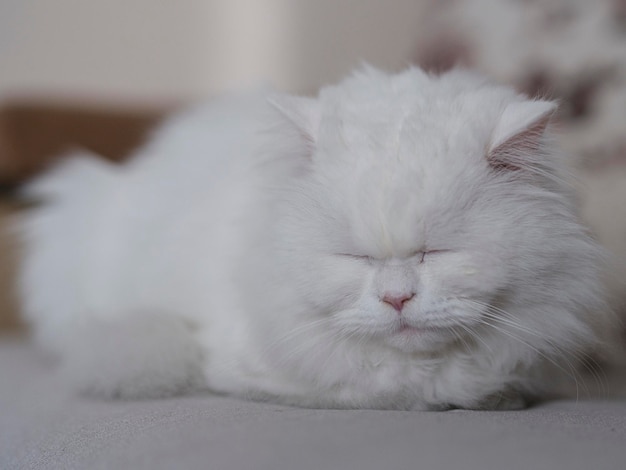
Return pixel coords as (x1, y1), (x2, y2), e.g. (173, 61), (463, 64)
(383, 319), (458, 353)
(394, 320), (445, 335)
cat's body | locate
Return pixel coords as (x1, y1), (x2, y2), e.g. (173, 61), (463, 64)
(19, 67), (608, 410)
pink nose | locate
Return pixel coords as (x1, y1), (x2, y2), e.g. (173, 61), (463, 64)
(381, 293), (415, 312)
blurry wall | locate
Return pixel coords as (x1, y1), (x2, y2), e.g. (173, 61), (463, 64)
(289, 0), (426, 92)
(0, 0), (228, 104)
(0, 0), (426, 104)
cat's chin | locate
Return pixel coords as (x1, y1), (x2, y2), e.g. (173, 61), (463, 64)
(380, 324), (459, 354)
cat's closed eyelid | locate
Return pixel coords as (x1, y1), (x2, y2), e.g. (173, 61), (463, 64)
(425, 249), (451, 255)
(336, 253), (374, 262)
(414, 249), (451, 262)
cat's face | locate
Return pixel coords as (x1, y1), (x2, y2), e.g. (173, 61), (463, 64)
(271, 68), (573, 354)
(280, 124), (510, 353)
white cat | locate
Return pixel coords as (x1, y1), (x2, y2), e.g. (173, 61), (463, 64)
(18, 67), (610, 410)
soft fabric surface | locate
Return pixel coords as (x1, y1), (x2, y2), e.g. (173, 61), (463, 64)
(1, 338), (625, 470)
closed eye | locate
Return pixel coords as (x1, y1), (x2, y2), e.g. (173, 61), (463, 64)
(414, 249), (451, 263)
(336, 253), (373, 262)
(425, 249), (450, 256)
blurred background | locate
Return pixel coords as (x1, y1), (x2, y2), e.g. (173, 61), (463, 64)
(1, 0), (625, 345)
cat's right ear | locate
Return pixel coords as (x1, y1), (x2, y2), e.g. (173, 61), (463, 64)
(487, 100), (557, 171)
(267, 94), (320, 148)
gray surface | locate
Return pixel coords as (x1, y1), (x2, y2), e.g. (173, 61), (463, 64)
(2, 338), (626, 470)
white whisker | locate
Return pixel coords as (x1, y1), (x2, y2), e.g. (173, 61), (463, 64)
(462, 300), (588, 399)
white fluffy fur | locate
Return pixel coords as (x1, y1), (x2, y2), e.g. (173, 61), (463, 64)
(18, 67), (609, 409)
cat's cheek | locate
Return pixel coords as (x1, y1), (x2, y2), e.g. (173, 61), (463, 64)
(416, 265), (450, 302)
(421, 251), (508, 300)
(293, 256), (368, 312)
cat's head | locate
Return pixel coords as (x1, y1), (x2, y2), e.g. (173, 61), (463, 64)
(268, 67), (601, 355)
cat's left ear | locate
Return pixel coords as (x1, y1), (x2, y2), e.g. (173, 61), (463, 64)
(487, 100), (557, 170)
(267, 94), (320, 147)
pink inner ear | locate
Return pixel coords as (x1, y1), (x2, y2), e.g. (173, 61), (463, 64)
(488, 114), (552, 171)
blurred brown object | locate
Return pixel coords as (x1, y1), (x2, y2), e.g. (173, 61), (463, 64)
(0, 101), (168, 331)
(0, 101), (167, 186)
(0, 200), (22, 331)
